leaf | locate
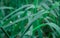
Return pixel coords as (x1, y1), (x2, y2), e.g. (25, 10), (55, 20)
(47, 22), (60, 34)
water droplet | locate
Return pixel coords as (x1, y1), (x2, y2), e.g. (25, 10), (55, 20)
(10, 21), (13, 23)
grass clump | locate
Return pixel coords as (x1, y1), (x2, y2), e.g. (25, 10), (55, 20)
(0, 0), (60, 38)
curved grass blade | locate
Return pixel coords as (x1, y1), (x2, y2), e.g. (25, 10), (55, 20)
(2, 4), (34, 21)
(20, 10), (49, 38)
(0, 7), (14, 10)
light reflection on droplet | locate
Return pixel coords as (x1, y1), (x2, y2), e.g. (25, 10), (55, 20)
(10, 21), (13, 23)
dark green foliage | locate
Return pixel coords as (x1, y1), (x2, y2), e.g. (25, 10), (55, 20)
(0, 0), (60, 38)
